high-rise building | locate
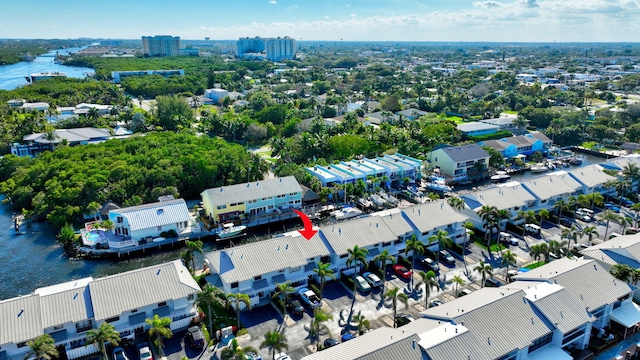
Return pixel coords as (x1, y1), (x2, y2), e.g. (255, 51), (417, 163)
(236, 36), (296, 62)
(141, 35), (180, 57)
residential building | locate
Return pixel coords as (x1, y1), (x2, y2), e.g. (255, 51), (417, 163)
(580, 233), (640, 272)
(200, 177), (302, 224)
(460, 182), (537, 228)
(236, 37), (266, 57)
(427, 144), (490, 181)
(108, 198), (194, 242)
(11, 127), (112, 157)
(236, 36), (296, 62)
(29, 72), (66, 82)
(480, 132), (553, 158)
(364, 111), (399, 125)
(519, 172), (582, 211)
(396, 108), (429, 120)
(566, 165), (617, 196)
(141, 35), (180, 57)
(402, 201), (469, 245)
(0, 260), (199, 360)
(479, 114), (518, 131)
(457, 121), (499, 136)
(204, 88), (229, 104)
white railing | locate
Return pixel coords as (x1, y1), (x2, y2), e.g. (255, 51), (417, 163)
(108, 240), (137, 249)
(66, 345), (100, 360)
(170, 317), (192, 330)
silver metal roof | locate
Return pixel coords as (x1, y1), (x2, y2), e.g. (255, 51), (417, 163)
(402, 201), (468, 234)
(110, 198), (191, 232)
(201, 176), (302, 206)
(568, 164), (617, 188)
(89, 260), (200, 320)
(521, 173), (581, 201)
(378, 210), (415, 237)
(39, 286), (93, 328)
(463, 184), (536, 211)
(0, 295), (42, 344)
(321, 216), (398, 255)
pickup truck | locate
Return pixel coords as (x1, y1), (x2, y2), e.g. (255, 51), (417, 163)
(298, 287), (322, 309)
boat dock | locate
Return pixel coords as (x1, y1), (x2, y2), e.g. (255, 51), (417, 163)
(571, 145), (622, 159)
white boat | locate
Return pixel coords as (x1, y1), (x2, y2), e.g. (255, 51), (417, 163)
(217, 223), (247, 239)
(378, 191), (398, 204)
(424, 178), (452, 192)
(490, 171), (511, 182)
(358, 198), (373, 208)
(334, 207), (364, 220)
(370, 194), (387, 206)
(530, 163), (549, 173)
(569, 155), (583, 165)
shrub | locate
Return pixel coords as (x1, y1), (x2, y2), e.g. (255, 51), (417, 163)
(167, 229), (178, 238)
(309, 284), (321, 297)
(340, 273), (355, 289)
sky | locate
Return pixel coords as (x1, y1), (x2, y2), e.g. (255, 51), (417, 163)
(1, 0), (640, 42)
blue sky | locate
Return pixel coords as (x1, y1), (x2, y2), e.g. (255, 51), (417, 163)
(1, 0), (639, 42)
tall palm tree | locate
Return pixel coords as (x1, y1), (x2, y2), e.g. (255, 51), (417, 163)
(447, 196), (465, 212)
(197, 284), (226, 335)
(374, 249), (396, 289)
(220, 338), (259, 360)
(474, 261), (494, 288)
(146, 314), (173, 347)
(273, 281), (295, 322)
(501, 250), (517, 282)
(417, 270), (439, 309)
(611, 264), (634, 283)
(384, 287), (409, 328)
(582, 226), (599, 246)
(477, 205), (498, 244)
(346, 245), (369, 274)
(496, 209), (512, 233)
(553, 199), (571, 225)
(25, 334), (58, 360)
(185, 240), (204, 270)
(227, 293), (252, 329)
(451, 275), (466, 298)
(429, 229), (453, 268)
(601, 209), (621, 240)
(462, 221), (474, 273)
(622, 163), (640, 191)
(313, 262), (336, 300)
(260, 330), (288, 360)
(630, 202), (640, 228)
(405, 235), (424, 290)
(588, 192), (605, 210)
(308, 308), (333, 349)
(86, 323), (121, 360)
(603, 180), (618, 202)
(538, 209), (550, 226)
(352, 312), (371, 335)
(516, 210), (537, 236)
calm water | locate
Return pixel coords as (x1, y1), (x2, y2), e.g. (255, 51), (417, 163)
(0, 46), (95, 90)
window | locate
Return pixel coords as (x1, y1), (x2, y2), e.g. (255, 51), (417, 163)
(76, 319), (92, 333)
(130, 309), (138, 313)
(248, 199), (257, 204)
(53, 324), (64, 330)
(216, 205), (227, 210)
(255, 275), (262, 281)
(157, 226), (162, 231)
(268, 205), (274, 209)
(231, 282), (239, 289)
(188, 294), (195, 301)
(340, 254), (348, 259)
(394, 239), (403, 244)
(291, 266), (301, 272)
(529, 332), (552, 352)
(289, 192), (298, 196)
(158, 301), (167, 307)
(117, 216), (123, 223)
(17, 342), (27, 348)
(277, 194), (286, 199)
(383, 241), (392, 246)
(106, 316), (120, 323)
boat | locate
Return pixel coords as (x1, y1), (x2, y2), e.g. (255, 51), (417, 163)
(378, 191), (398, 205)
(334, 207), (364, 220)
(530, 163), (549, 173)
(490, 171), (511, 183)
(569, 155), (583, 165)
(424, 178), (452, 192)
(217, 223), (247, 239)
(370, 194), (387, 206)
(357, 198), (373, 208)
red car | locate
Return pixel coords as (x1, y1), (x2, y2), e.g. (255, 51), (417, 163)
(392, 264), (412, 279)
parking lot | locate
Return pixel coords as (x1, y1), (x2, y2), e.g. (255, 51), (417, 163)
(215, 204), (631, 359)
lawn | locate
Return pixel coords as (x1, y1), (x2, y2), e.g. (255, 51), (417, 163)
(524, 261), (545, 270)
(446, 116), (465, 123)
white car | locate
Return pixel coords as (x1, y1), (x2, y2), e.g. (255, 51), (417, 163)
(138, 346), (153, 360)
(363, 272), (382, 287)
(298, 287), (322, 309)
(575, 211), (592, 222)
(274, 353), (291, 360)
(354, 275), (372, 293)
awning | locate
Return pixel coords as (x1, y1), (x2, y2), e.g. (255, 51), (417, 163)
(526, 345), (572, 360)
(272, 274), (286, 284)
(610, 302), (640, 328)
(49, 329), (68, 342)
(253, 278), (269, 290)
(368, 248), (381, 257)
(153, 305), (170, 317)
(129, 312), (147, 325)
(304, 262), (316, 272)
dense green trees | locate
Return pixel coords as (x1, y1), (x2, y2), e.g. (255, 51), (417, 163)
(0, 132), (263, 228)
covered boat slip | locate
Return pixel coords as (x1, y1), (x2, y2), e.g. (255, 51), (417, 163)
(610, 302), (640, 338)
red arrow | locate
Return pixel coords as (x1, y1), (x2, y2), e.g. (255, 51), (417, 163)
(293, 209), (317, 240)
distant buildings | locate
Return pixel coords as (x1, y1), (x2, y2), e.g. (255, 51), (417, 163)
(11, 127), (113, 157)
(141, 35), (180, 57)
(427, 144), (490, 181)
(204, 88), (229, 104)
(236, 36), (296, 62)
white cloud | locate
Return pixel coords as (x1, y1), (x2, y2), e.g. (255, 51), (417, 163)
(350, 13), (357, 17)
(473, 1), (503, 8)
(269, 0), (277, 4)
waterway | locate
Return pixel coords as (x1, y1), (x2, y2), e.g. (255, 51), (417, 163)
(0, 152), (610, 300)
(0, 45), (95, 90)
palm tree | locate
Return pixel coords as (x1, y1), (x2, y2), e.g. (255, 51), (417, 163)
(462, 221), (474, 273)
(496, 209), (512, 233)
(474, 261), (494, 288)
(25, 334), (58, 360)
(603, 180), (618, 202)
(622, 163), (640, 191)
(501, 250), (517, 282)
(227, 293), (252, 329)
(197, 284), (226, 335)
(185, 240), (203, 270)
(346, 245), (369, 274)
(308, 308), (333, 349)
(601, 209), (621, 240)
(516, 210), (537, 236)
(477, 205), (498, 244)
(447, 196), (465, 212)
(451, 275), (466, 298)
(313, 262), (336, 300)
(611, 264), (634, 282)
(429, 229), (453, 268)
(260, 330), (288, 360)
(529, 244), (544, 262)
(385, 287), (409, 328)
(553, 199), (571, 225)
(146, 314), (173, 347)
(588, 192), (605, 210)
(374, 249), (396, 289)
(87, 201), (102, 221)
(352, 312), (371, 335)
(630, 202), (640, 228)
(273, 281), (295, 322)
(86, 322), (121, 360)
(220, 338), (260, 360)
(405, 235), (424, 290)
(582, 226), (599, 246)
(417, 270), (439, 308)
(538, 209), (550, 226)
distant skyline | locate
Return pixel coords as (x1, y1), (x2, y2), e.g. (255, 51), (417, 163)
(1, 0), (639, 42)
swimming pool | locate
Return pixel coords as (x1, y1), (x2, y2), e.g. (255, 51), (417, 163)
(83, 230), (105, 246)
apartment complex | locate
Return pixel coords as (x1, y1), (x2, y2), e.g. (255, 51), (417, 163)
(236, 36), (296, 61)
(141, 35), (180, 57)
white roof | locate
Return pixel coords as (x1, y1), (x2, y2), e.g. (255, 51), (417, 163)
(110, 198), (191, 232)
(201, 177), (302, 206)
(462, 183), (535, 211)
(402, 201), (469, 233)
(520, 173), (581, 200)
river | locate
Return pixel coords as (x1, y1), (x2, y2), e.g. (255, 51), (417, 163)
(0, 45), (95, 90)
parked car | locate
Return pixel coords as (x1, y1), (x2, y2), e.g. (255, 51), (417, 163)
(420, 257), (440, 273)
(298, 287), (322, 309)
(287, 299), (304, 316)
(244, 352), (262, 360)
(112, 347), (129, 360)
(138, 343), (153, 360)
(575, 211), (592, 222)
(323, 338), (339, 348)
(458, 289), (472, 297)
(392, 264), (412, 279)
(363, 272), (382, 287)
(620, 197), (635, 207)
(341, 333), (356, 342)
(559, 217), (573, 227)
(186, 326), (206, 348)
(605, 203), (620, 212)
(439, 250), (456, 266)
(430, 299), (444, 307)
(498, 232), (519, 246)
(396, 313), (416, 327)
(484, 278), (503, 288)
(578, 208), (595, 216)
(354, 275), (372, 293)
(274, 353), (291, 360)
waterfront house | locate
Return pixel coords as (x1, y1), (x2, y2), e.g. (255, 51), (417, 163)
(456, 121), (499, 137)
(10, 127), (112, 157)
(427, 144), (490, 181)
(200, 176), (302, 224)
(479, 132), (552, 158)
(0, 260), (199, 360)
(566, 165), (617, 196)
(108, 198), (194, 243)
(519, 173), (582, 211)
(401, 200), (469, 246)
(460, 182), (537, 229)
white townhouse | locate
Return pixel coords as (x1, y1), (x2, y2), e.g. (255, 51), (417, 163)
(519, 172), (582, 212)
(566, 165), (617, 196)
(460, 182), (537, 229)
(109, 198), (194, 243)
(0, 261), (200, 360)
(401, 200), (469, 246)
